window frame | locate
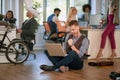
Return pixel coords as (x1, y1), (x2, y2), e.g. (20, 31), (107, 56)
(0, 0), (2, 14)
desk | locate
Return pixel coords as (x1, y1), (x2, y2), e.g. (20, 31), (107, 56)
(83, 29), (120, 59)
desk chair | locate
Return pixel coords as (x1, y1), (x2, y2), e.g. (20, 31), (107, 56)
(25, 35), (36, 59)
(43, 21), (67, 43)
(13, 35), (36, 60)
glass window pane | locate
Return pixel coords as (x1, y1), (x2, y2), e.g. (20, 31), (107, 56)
(70, 0), (89, 18)
(33, 0), (43, 24)
(47, 0), (66, 21)
(24, 0), (43, 24)
(0, 0), (1, 14)
(24, 0), (89, 25)
(75, 0), (89, 13)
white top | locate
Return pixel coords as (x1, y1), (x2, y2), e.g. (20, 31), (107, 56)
(68, 15), (78, 22)
(52, 15), (59, 22)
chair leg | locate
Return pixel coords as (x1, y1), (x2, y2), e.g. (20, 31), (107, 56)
(30, 52), (36, 59)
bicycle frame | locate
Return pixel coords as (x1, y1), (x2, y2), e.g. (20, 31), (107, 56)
(0, 26), (13, 52)
(0, 22), (30, 64)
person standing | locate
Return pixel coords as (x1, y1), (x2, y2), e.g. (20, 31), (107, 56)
(96, 0), (119, 60)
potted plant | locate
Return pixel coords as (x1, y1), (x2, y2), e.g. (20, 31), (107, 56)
(0, 14), (4, 21)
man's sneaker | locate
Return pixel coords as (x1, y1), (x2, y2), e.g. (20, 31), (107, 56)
(40, 65), (55, 71)
(83, 54), (90, 59)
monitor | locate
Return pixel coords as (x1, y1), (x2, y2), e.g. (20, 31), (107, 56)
(78, 21), (88, 27)
(89, 14), (101, 26)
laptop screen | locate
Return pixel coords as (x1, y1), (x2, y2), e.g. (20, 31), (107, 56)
(78, 21), (88, 27)
(45, 43), (66, 56)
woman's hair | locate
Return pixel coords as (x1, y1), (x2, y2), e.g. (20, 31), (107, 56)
(68, 7), (77, 17)
(5, 10), (16, 24)
(67, 7), (77, 22)
(82, 4), (91, 12)
(5, 10), (14, 18)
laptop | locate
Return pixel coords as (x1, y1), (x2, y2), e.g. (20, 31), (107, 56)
(45, 43), (66, 56)
(78, 21), (88, 27)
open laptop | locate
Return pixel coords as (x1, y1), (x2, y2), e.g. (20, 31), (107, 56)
(45, 43), (66, 56)
(78, 21), (88, 27)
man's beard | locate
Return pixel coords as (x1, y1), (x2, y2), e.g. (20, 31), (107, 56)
(57, 14), (59, 17)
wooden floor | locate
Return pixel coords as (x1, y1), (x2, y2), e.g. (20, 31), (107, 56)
(0, 50), (120, 80)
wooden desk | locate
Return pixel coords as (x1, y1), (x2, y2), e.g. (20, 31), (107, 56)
(83, 29), (120, 59)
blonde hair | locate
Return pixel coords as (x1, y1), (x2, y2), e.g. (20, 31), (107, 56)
(67, 7), (77, 23)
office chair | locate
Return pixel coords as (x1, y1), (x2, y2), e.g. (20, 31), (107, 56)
(13, 35), (36, 60)
(43, 21), (67, 43)
(25, 35), (36, 59)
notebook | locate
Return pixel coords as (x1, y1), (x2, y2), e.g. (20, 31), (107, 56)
(45, 43), (66, 56)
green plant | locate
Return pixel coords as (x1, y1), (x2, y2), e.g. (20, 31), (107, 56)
(0, 14), (4, 21)
(33, 1), (41, 24)
(33, 1), (41, 9)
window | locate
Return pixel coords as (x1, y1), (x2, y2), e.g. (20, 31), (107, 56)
(46, 0), (67, 21)
(23, 0), (43, 24)
(70, 0), (89, 18)
(24, 0), (89, 25)
(0, 0), (2, 14)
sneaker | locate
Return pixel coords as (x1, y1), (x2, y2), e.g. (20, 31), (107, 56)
(82, 54), (90, 59)
(40, 65), (55, 71)
(59, 66), (69, 73)
(84, 54), (90, 57)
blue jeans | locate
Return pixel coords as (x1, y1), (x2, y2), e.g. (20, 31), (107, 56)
(44, 50), (83, 70)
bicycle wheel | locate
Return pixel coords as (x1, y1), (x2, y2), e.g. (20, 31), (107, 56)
(6, 40), (29, 64)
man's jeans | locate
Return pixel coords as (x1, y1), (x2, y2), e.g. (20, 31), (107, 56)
(44, 50), (83, 70)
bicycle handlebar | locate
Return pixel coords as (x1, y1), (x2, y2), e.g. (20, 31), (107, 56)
(0, 21), (16, 28)
(0, 21), (9, 27)
(0, 21), (16, 33)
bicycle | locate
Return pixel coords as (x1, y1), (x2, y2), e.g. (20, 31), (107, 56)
(0, 21), (29, 64)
